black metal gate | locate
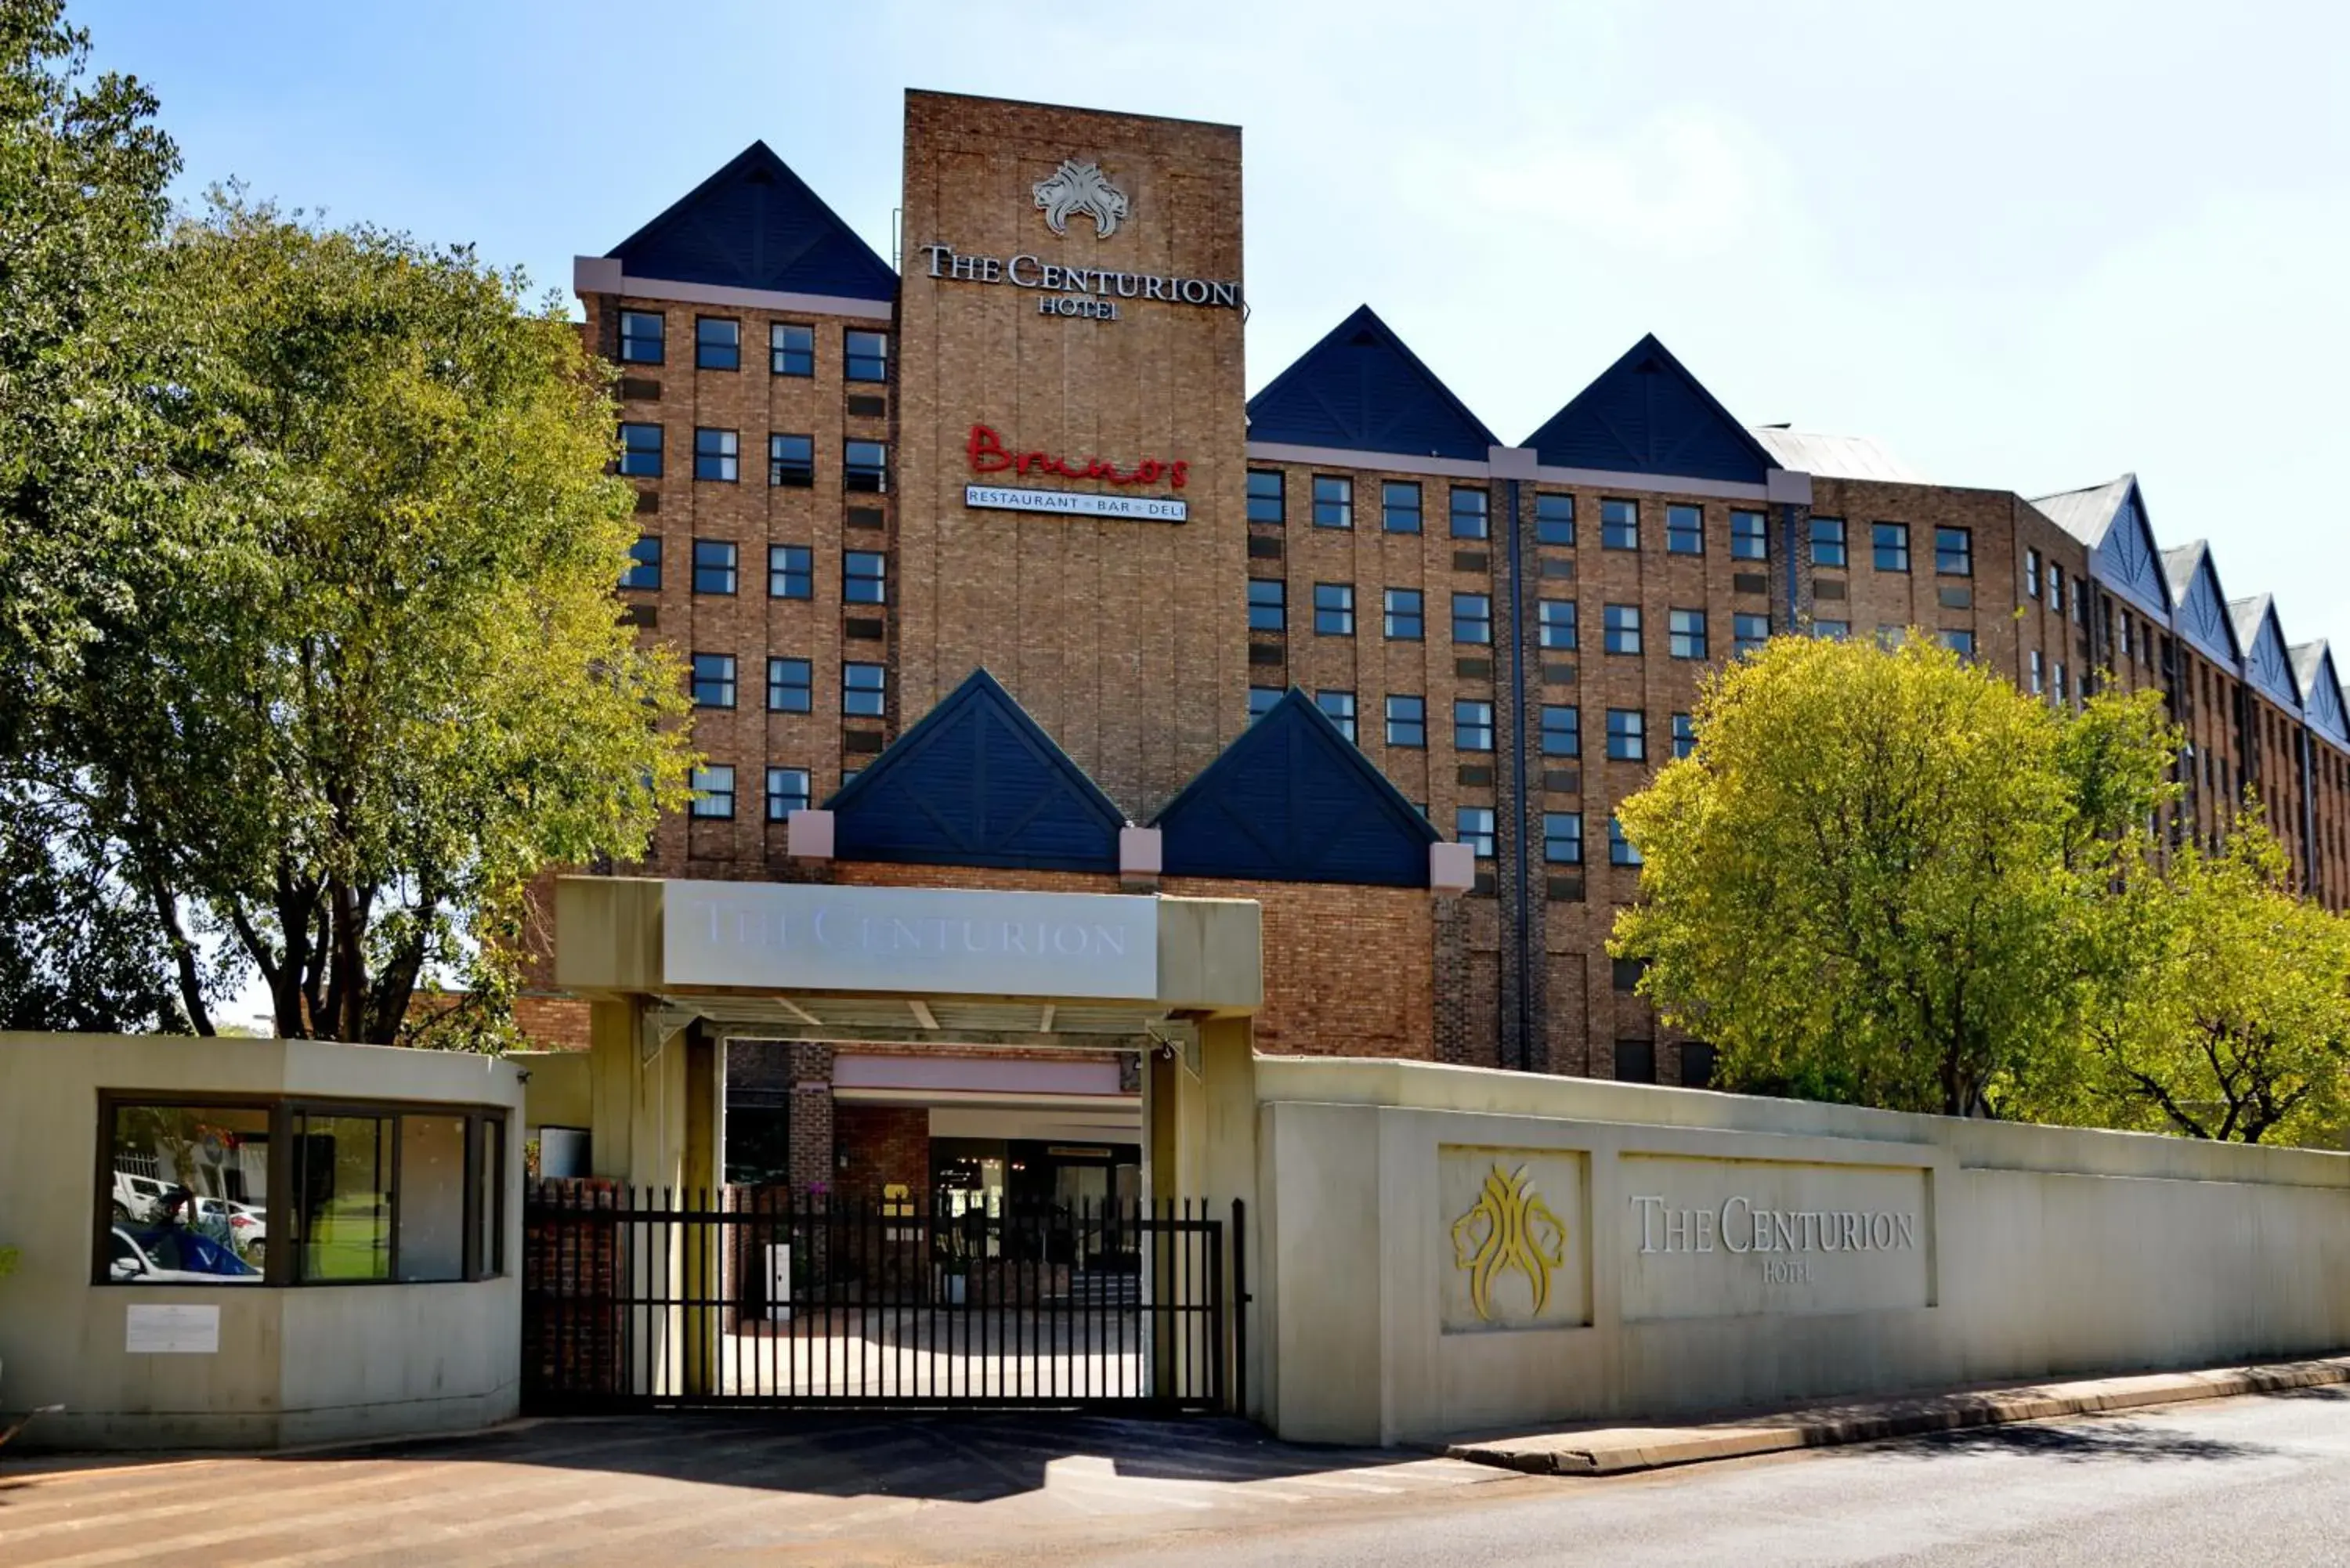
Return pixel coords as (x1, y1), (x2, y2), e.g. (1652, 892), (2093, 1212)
(522, 1182), (1236, 1413)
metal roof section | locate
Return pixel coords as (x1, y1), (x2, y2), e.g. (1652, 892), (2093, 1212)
(2030, 474), (2172, 621)
(1522, 334), (1779, 485)
(826, 667), (1129, 872)
(1152, 687), (1439, 887)
(2229, 595), (2303, 714)
(2164, 541), (2243, 668)
(1748, 428), (1927, 483)
(2292, 642), (2349, 749)
(605, 140), (898, 302)
(1244, 305), (1499, 462)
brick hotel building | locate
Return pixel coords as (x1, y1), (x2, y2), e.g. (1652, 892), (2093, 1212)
(541, 91), (2350, 1199)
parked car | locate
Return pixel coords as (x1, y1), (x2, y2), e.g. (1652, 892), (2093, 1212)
(111, 1170), (173, 1224)
(107, 1224), (261, 1284)
(190, 1197), (267, 1263)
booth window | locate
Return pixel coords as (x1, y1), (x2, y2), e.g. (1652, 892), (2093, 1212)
(99, 1097), (507, 1287)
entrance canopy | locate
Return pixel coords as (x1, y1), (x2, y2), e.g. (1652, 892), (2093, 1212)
(555, 876), (1261, 1050)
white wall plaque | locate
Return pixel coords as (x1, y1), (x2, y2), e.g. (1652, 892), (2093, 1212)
(965, 484), (1187, 523)
(663, 880), (1160, 1001)
(125, 1303), (220, 1354)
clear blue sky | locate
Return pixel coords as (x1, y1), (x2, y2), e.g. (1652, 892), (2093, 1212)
(90, 0), (2350, 652)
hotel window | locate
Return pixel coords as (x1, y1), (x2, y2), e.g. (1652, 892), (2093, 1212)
(619, 309), (663, 365)
(844, 329), (889, 382)
(694, 427), (739, 482)
(1457, 807), (1496, 859)
(2053, 661), (2068, 706)
(692, 539), (738, 595)
(1936, 526), (1973, 577)
(1452, 592), (1492, 645)
(1248, 685), (1282, 721)
(1810, 516), (1846, 568)
(770, 322), (814, 377)
(2024, 548), (2041, 600)
(689, 652), (736, 708)
(844, 551), (887, 605)
(1734, 613), (1770, 656)
(1386, 694), (1426, 748)
(622, 536), (660, 591)
(1381, 481), (1422, 534)
(768, 432), (814, 486)
(1609, 815), (1643, 865)
(689, 764), (736, 819)
(767, 656), (812, 713)
(1313, 475), (1353, 529)
(695, 316), (740, 370)
(1665, 504), (1705, 555)
(1614, 1039), (1657, 1082)
(765, 767), (811, 822)
(1383, 587), (1423, 640)
(1450, 486), (1489, 540)
(1538, 599), (1578, 651)
(1940, 628), (1976, 659)
(1813, 618), (1849, 639)
(1601, 498), (1640, 551)
(2048, 563), (2064, 615)
(2029, 649), (2045, 695)
(1535, 493), (1575, 547)
(768, 544), (812, 599)
(844, 440), (888, 493)
(618, 422), (663, 478)
(1603, 604), (1641, 656)
(1545, 812), (1584, 865)
(1668, 609), (1708, 661)
(1872, 522), (1910, 573)
(1247, 578), (1285, 632)
(1540, 703), (1580, 757)
(1316, 690), (1357, 741)
(842, 662), (885, 717)
(1247, 469), (1285, 525)
(1455, 699), (1496, 752)
(1607, 708), (1646, 762)
(1313, 583), (1355, 636)
(2073, 580), (2089, 625)
(1672, 713), (1697, 758)
(1730, 509), (1767, 561)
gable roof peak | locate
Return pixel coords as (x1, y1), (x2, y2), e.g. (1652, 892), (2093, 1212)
(606, 140), (897, 302)
(1521, 333), (1777, 484)
(1246, 305), (1498, 461)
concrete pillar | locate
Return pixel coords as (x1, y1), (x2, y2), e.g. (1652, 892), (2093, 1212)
(1143, 1021), (1260, 1414)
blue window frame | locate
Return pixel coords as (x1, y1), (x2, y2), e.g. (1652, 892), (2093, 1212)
(1539, 600), (1577, 651)
(1313, 475), (1353, 529)
(1730, 509), (1767, 561)
(1545, 812), (1583, 865)
(619, 422), (663, 478)
(842, 662), (885, 717)
(1313, 582), (1354, 636)
(1450, 486), (1489, 540)
(1873, 522), (1910, 573)
(689, 652), (736, 709)
(1386, 694), (1426, 747)
(1603, 604), (1641, 656)
(844, 440), (888, 493)
(1541, 704), (1580, 757)
(1455, 699), (1495, 752)
(1383, 587), (1423, 640)
(1607, 708), (1646, 761)
(1810, 517), (1846, 568)
(1381, 481), (1421, 534)
(1248, 470), (1285, 525)
(691, 539), (737, 595)
(1601, 498), (1639, 551)
(1247, 578), (1285, 632)
(770, 323), (814, 377)
(1535, 493), (1575, 547)
(844, 330), (889, 382)
(768, 544), (812, 599)
(768, 432), (814, 487)
(1665, 504), (1704, 555)
(767, 657), (812, 713)
(1668, 609), (1708, 660)
(695, 316), (739, 370)
(694, 427), (738, 482)
(619, 309), (663, 365)
(1452, 593), (1492, 645)
(844, 551), (887, 605)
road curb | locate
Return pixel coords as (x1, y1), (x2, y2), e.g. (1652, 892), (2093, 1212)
(1442, 1355), (2350, 1476)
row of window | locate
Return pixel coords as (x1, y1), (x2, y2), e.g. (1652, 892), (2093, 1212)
(1249, 582), (1769, 656)
(627, 539), (885, 602)
(1452, 807), (1643, 867)
(619, 426), (888, 490)
(1263, 687), (1694, 765)
(687, 764), (820, 822)
(690, 655), (885, 716)
(1804, 518), (1972, 576)
(1248, 476), (1770, 559)
(620, 312), (890, 381)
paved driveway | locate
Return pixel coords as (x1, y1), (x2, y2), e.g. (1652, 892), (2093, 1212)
(0, 1412), (1507, 1566)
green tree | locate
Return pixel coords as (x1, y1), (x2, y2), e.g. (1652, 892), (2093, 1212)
(2066, 817), (2350, 1144)
(1609, 634), (2175, 1117)
(25, 198), (694, 1045)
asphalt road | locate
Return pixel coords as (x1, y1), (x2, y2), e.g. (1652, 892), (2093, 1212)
(1010, 1388), (2350, 1568)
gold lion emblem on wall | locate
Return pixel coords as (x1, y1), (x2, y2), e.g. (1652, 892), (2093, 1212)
(1451, 1165), (1568, 1321)
(1032, 158), (1130, 240)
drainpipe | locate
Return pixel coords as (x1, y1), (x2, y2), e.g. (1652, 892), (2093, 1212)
(1490, 446), (1541, 1075)
(2300, 724), (2320, 892)
(1764, 470), (1813, 631)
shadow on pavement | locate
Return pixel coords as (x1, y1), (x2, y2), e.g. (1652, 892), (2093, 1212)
(1879, 1412), (2274, 1465)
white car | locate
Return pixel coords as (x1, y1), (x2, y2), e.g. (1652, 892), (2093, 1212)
(111, 1171), (172, 1224)
(107, 1224), (262, 1284)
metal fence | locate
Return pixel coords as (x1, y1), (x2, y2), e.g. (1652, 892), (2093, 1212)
(522, 1182), (1234, 1413)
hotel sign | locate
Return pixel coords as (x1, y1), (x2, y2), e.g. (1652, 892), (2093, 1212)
(964, 424), (1188, 522)
(662, 880), (1160, 1000)
(967, 486), (1187, 522)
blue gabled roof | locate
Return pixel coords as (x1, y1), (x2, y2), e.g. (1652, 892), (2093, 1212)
(607, 141), (897, 302)
(1245, 305), (1498, 461)
(1151, 688), (1437, 887)
(1522, 334), (1777, 483)
(2292, 642), (2348, 750)
(2230, 595), (2302, 714)
(2164, 542), (2241, 668)
(2031, 475), (2171, 620)
(826, 668), (1126, 873)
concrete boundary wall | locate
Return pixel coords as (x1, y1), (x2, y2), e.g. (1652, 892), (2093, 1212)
(1247, 1057), (2350, 1446)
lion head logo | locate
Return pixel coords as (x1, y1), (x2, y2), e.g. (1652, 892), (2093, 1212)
(1032, 158), (1130, 240)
